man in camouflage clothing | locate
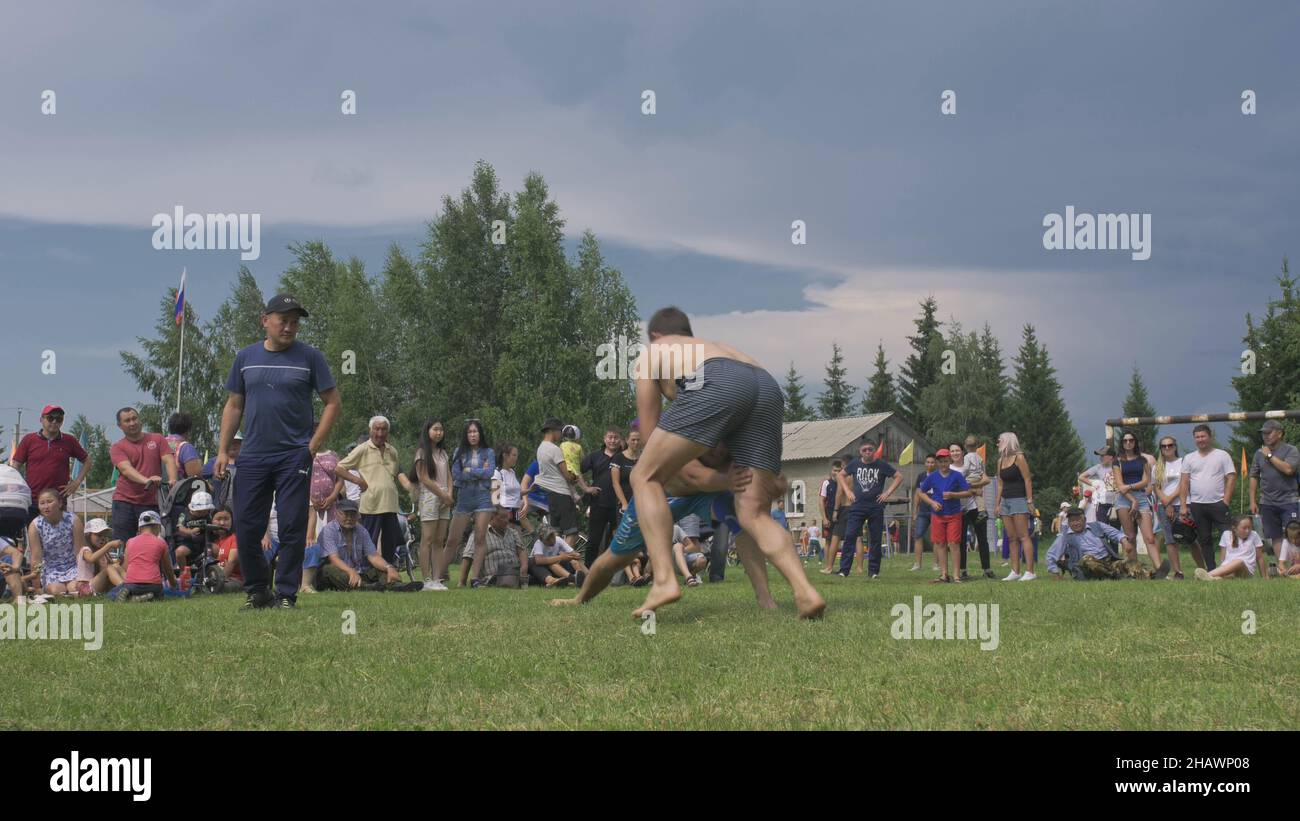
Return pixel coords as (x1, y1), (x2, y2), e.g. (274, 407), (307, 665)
(1048, 508), (1156, 580)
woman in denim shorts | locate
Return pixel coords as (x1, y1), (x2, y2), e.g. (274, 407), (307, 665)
(437, 420), (496, 587)
(994, 432), (1036, 581)
(1113, 430), (1165, 574)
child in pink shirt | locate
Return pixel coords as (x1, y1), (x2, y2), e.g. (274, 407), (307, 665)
(122, 511), (176, 602)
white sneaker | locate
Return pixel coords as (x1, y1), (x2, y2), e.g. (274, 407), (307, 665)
(909, 564), (921, 571)
(1018, 571), (1036, 581)
(425, 579), (449, 591)
(931, 564), (940, 572)
(1002, 571), (1021, 581)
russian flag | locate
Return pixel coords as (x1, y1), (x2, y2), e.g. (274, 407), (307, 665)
(173, 267), (187, 326)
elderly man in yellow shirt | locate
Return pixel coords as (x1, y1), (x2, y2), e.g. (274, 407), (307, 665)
(335, 416), (414, 564)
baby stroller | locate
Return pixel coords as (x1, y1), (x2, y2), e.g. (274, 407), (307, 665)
(158, 476), (225, 594)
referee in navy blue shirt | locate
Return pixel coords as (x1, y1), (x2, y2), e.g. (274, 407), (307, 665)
(215, 294), (342, 609)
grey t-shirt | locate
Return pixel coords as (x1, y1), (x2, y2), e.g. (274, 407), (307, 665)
(534, 440), (571, 496)
(1251, 443), (1300, 505)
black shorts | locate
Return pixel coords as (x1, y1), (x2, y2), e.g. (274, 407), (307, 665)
(832, 513), (848, 540)
(547, 491), (580, 535)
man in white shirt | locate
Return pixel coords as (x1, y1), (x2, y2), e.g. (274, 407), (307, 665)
(1177, 424), (1236, 569)
(535, 418), (593, 541)
(527, 524), (588, 588)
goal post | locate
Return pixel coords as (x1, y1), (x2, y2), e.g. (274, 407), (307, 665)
(1104, 409), (1300, 442)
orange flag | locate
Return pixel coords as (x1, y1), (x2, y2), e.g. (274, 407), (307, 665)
(874, 440), (886, 460)
(977, 444), (987, 463)
(1241, 447), (1248, 476)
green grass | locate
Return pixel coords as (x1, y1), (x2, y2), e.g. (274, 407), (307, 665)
(5, 555), (1299, 730)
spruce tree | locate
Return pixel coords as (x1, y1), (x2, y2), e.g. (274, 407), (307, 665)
(898, 296), (943, 432)
(1121, 366), (1158, 455)
(818, 342), (854, 419)
(1005, 324), (1085, 513)
(862, 342), (899, 416)
(1230, 258), (1300, 454)
(783, 362), (814, 422)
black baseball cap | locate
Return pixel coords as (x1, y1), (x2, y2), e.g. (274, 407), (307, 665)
(541, 417), (563, 434)
(1094, 445), (1115, 457)
(264, 294), (309, 317)
(336, 498), (359, 514)
(1260, 419), (1284, 433)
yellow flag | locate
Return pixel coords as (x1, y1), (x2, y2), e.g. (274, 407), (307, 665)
(899, 440), (914, 466)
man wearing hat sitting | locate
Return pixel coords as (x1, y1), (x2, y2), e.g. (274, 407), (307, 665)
(316, 499), (407, 591)
(1047, 507), (1156, 580)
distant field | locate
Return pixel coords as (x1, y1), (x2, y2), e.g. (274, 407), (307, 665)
(5, 555), (1298, 730)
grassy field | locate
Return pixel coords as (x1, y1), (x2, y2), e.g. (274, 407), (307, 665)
(5, 554), (1298, 730)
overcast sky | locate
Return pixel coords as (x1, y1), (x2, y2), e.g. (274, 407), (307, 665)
(2, 0), (1297, 453)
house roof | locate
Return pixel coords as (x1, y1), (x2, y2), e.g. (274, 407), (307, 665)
(782, 413), (894, 462)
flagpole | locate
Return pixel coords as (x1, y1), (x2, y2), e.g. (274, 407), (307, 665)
(174, 268), (186, 415)
(176, 316), (185, 414)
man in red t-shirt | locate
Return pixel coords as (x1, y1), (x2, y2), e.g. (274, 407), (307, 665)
(110, 407), (177, 543)
(10, 405), (90, 520)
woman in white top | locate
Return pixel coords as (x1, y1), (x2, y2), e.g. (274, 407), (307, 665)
(493, 443), (528, 534)
(1152, 436), (1185, 580)
(1196, 515), (1267, 580)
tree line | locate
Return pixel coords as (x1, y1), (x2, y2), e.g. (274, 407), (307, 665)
(117, 161), (641, 469)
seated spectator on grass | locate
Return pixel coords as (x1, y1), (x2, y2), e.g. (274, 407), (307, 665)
(1046, 508), (1150, 580)
(1196, 515), (1268, 581)
(672, 522), (708, 586)
(316, 499), (407, 591)
(1277, 520), (1300, 577)
(528, 525), (587, 588)
(465, 506), (527, 588)
(122, 510), (177, 602)
(175, 490), (215, 568)
(27, 488), (84, 596)
(209, 507), (249, 593)
(1, 536), (26, 601)
(79, 518), (125, 596)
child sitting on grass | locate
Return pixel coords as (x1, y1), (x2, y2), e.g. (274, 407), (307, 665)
(79, 519), (125, 596)
(121, 510), (177, 602)
(1196, 515), (1268, 581)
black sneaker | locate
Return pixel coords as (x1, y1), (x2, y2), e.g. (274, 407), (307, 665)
(958, 572), (971, 581)
(835, 571), (849, 578)
(275, 595), (296, 609)
(241, 590), (275, 610)
(983, 570), (997, 579)
(1173, 571), (1184, 580)
(1152, 560), (1171, 580)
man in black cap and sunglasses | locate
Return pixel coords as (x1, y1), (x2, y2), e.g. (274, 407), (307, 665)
(215, 294), (342, 610)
